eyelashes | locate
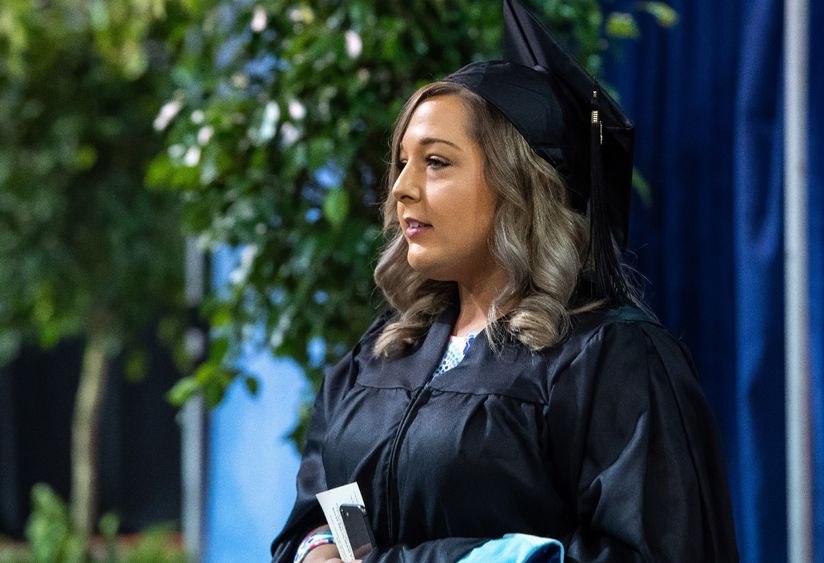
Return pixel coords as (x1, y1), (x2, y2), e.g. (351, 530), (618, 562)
(396, 156), (451, 170)
(426, 156), (449, 169)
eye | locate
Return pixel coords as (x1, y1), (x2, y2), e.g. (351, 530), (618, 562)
(397, 158), (407, 170)
(426, 156), (449, 170)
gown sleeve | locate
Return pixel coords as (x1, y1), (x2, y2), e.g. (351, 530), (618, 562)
(270, 314), (390, 563)
(547, 320), (738, 562)
(269, 352), (352, 562)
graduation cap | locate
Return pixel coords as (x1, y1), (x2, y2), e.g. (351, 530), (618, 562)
(444, 0), (635, 302)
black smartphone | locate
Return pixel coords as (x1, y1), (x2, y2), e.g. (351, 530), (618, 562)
(339, 503), (375, 559)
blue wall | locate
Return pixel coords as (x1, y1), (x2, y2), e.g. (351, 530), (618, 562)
(205, 247), (304, 562)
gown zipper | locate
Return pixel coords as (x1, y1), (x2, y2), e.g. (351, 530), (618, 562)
(385, 378), (435, 542)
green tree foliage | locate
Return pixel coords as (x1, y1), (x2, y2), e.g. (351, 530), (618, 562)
(154, 0), (672, 446)
(0, 0), (186, 540)
(0, 0), (184, 359)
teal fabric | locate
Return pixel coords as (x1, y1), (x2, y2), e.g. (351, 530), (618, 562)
(457, 534), (564, 563)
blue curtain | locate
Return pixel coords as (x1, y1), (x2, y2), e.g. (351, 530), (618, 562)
(605, 0), (822, 560)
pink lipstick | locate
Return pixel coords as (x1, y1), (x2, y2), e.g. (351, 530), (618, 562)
(404, 217), (432, 238)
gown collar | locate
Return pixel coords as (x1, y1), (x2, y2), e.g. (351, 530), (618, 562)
(359, 303), (459, 390)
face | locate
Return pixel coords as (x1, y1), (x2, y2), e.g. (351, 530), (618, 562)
(393, 95), (499, 286)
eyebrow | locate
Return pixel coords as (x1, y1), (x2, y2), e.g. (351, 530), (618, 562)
(399, 136), (464, 153)
(420, 137), (462, 150)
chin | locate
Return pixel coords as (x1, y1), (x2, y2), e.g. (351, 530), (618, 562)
(406, 252), (445, 280)
(406, 259), (456, 283)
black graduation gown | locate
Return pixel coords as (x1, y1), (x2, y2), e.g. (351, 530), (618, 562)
(270, 304), (738, 562)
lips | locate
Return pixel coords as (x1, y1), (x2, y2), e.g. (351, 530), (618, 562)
(406, 219), (430, 228)
(403, 216), (432, 238)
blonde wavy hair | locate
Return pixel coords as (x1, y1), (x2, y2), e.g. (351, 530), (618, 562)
(373, 81), (594, 356)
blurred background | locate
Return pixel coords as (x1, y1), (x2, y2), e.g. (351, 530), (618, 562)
(0, 0), (821, 562)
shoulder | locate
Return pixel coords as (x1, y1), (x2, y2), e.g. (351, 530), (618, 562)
(351, 308), (397, 358)
(546, 304), (701, 449)
(315, 310), (398, 407)
(323, 309), (396, 378)
(359, 308), (396, 344)
(550, 304), (696, 388)
(567, 304), (681, 354)
(569, 304), (660, 339)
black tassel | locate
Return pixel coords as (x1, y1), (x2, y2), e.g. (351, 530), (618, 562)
(589, 88), (626, 302)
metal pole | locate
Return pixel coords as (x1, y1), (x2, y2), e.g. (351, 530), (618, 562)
(783, 0), (812, 561)
(182, 236), (208, 562)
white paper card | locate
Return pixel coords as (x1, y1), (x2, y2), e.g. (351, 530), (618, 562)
(316, 482), (366, 562)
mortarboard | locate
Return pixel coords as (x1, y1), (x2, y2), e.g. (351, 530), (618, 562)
(444, 0), (635, 302)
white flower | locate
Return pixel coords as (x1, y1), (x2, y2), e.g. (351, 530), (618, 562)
(197, 125), (214, 146)
(288, 6), (314, 23)
(153, 99), (183, 131)
(345, 30), (362, 58)
(191, 110), (205, 124)
(232, 73), (249, 88)
(257, 101), (280, 143)
(228, 269), (244, 285)
(183, 146), (201, 167)
(280, 123), (300, 146)
(288, 99), (306, 120)
(240, 244), (258, 267)
(229, 244), (259, 285)
(168, 144), (185, 159)
(251, 6), (267, 32)
(200, 159), (217, 185)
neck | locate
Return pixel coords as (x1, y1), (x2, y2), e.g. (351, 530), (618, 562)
(452, 267), (509, 336)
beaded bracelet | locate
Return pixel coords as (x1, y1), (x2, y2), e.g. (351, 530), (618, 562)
(294, 529), (336, 563)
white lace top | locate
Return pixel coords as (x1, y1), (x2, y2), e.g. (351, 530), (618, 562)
(433, 332), (478, 376)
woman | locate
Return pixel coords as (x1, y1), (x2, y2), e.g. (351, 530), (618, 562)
(271, 2), (738, 561)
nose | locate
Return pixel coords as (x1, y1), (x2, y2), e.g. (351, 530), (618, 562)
(391, 161), (421, 203)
